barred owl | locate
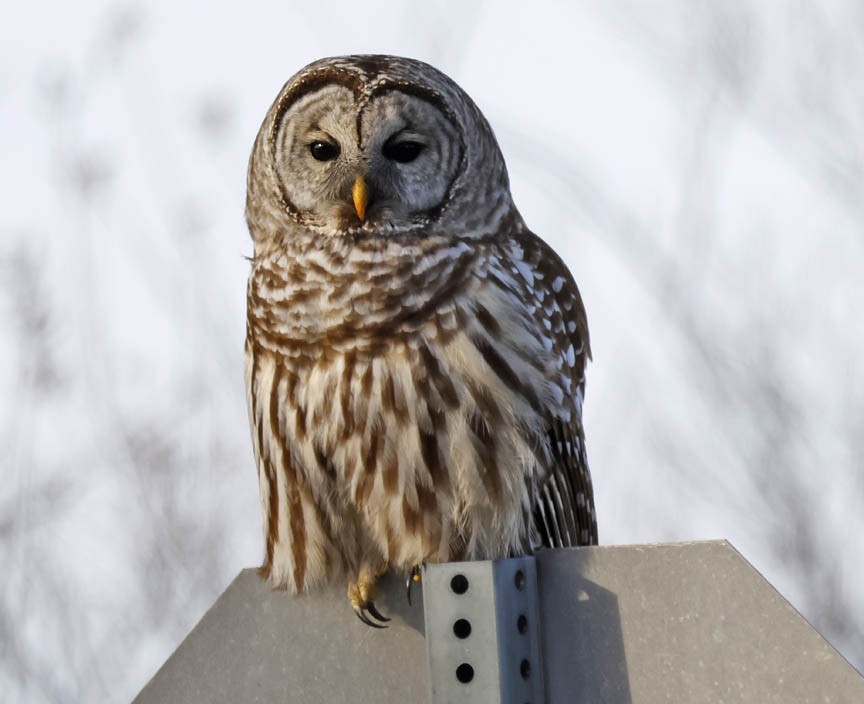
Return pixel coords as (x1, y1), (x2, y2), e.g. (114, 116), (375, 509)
(245, 55), (597, 626)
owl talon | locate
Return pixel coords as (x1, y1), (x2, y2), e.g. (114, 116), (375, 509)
(365, 601), (390, 623)
(354, 604), (388, 628)
(406, 564), (423, 606)
(349, 577), (389, 628)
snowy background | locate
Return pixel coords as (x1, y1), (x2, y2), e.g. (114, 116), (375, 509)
(3, 1), (863, 700)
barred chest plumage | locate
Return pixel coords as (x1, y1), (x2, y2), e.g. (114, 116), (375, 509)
(244, 231), (574, 591)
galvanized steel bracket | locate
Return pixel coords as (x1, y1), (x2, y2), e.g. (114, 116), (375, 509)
(423, 556), (545, 704)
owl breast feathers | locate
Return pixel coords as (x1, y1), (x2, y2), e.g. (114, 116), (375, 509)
(244, 55), (596, 609)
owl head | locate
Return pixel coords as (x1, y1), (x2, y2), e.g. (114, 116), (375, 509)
(246, 55), (515, 249)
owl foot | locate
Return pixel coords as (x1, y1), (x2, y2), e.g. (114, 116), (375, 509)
(406, 564), (423, 606)
(348, 578), (390, 629)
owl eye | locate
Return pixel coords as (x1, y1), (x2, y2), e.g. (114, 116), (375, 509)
(309, 140), (340, 161)
(382, 138), (425, 164)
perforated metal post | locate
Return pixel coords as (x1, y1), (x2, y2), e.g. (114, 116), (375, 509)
(423, 556), (545, 704)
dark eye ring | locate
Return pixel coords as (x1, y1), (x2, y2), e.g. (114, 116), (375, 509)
(309, 140), (340, 161)
(382, 139), (425, 164)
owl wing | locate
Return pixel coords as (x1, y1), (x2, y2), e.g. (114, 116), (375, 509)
(512, 230), (598, 549)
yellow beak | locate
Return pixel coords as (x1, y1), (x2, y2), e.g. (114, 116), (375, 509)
(352, 175), (369, 221)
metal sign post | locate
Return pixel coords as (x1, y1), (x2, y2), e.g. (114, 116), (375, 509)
(423, 557), (544, 703)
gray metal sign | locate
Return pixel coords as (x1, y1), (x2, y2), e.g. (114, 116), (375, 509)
(133, 541), (863, 703)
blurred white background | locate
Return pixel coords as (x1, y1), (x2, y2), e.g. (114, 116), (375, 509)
(2, 1), (863, 701)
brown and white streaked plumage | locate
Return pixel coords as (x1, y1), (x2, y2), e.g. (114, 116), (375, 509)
(245, 55), (596, 624)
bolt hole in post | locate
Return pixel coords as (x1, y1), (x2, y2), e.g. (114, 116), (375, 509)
(456, 663), (474, 683)
(517, 614), (528, 634)
(453, 618), (472, 639)
(450, 574), (469, 595)
(520, 659), (531, 679)
(514, 569), (526, 591)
